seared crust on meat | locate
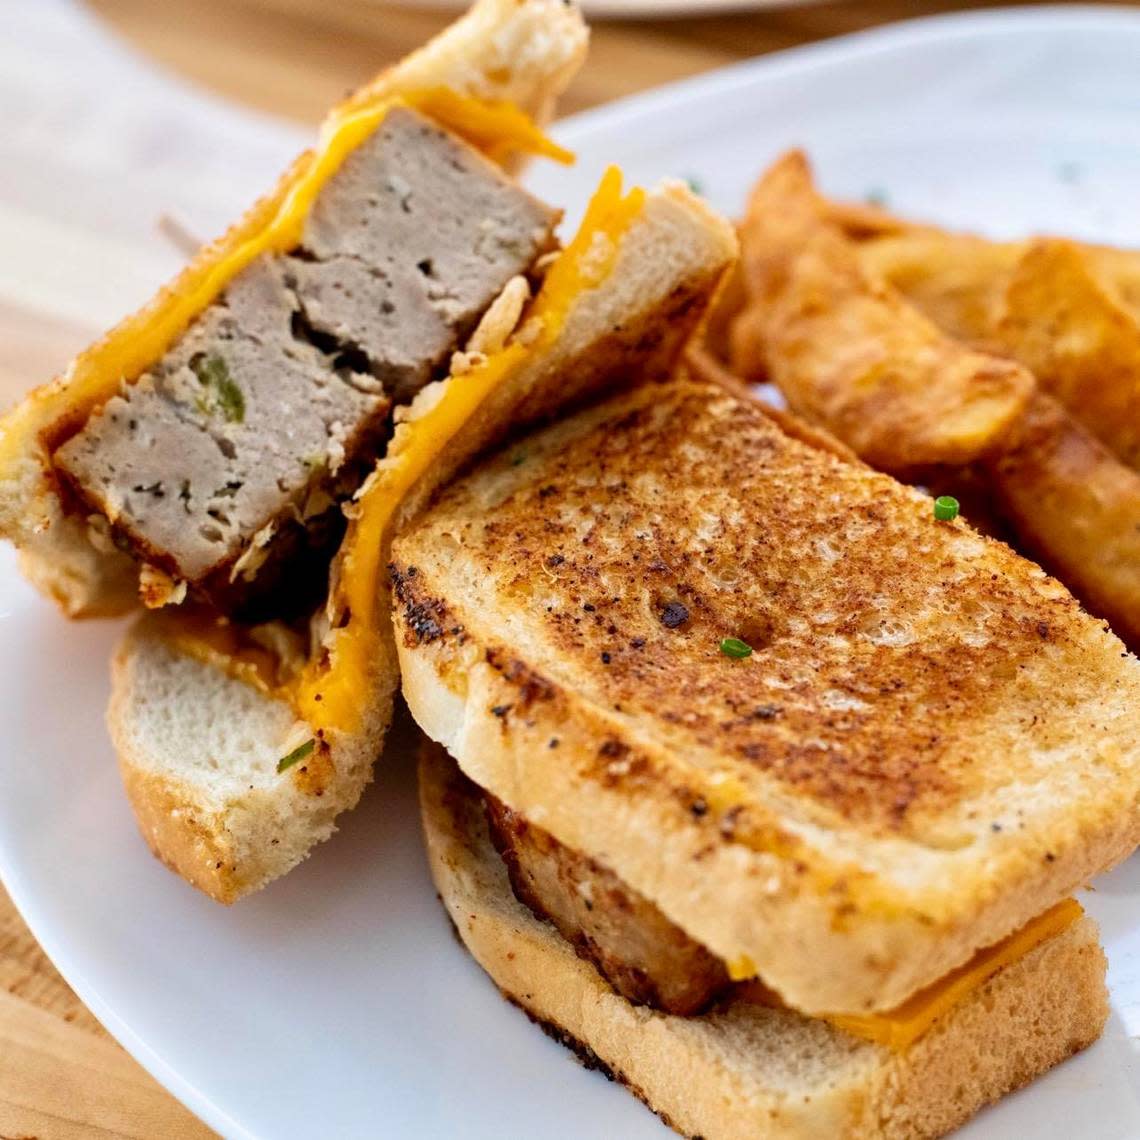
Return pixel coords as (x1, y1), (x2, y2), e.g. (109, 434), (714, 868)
(421, 742), (1110, 1140)
(485, 793), (731, 1015)
(394, 377), (1140, 1015)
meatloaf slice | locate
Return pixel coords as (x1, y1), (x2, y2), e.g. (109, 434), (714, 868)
(55, 258), (388, 599)
(291, 106), (559, 402)
(54, 107), (558, 608)
(484, 794), (731, 1016)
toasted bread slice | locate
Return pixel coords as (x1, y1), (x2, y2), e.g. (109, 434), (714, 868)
(0, 0), (588, 619)
(420, 742), (1109, 1140)
(392, 376), (1140, 1015)
(110, 184), (737, 902)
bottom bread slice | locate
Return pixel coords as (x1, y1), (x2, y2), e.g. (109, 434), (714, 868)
(110, 613), (393, 903)
(418, 742), (1109, 1140)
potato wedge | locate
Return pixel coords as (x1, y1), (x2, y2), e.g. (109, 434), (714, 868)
(824, 197), (914, 240)
(1087, 245), (1140, 317)
(989, 392), (1140, 648)
(998, 239), (1140, 471)
(731, 152), (1034, 472)
(858, 231), (1024, 347)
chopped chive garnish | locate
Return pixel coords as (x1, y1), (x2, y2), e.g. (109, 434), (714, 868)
(277, 738), (315, 773)
(191, 353), (245, 423)
(933, 495), (960, 522)
(719, 637), (753, 659)
(683, 174), (705, 196)
(865, 186), (889, 208)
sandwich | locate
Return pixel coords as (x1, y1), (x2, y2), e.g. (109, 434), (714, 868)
(723, 150), (1140, 649)
(395, 376), (1140, 1138)
(0, 0), (738, 901)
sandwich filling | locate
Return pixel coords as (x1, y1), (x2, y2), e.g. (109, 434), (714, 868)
(482, 788), (1083, 1049)
(51, 104), (560, 613)
(152, 168), (648, 738)
(293, 166), (646, 735)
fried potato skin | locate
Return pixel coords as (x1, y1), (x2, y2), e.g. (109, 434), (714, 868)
(859, 232), (1024, 349)
(731, 153), (1033, 473)
(824, 197), (915, 240)
(998, 239), (1140, 472)
(720, 152), (1140, 648)
(989, 393), (1140, 648)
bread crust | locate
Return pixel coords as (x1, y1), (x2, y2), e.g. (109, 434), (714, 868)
(393, 377), (1140, 1015)
(0, 0), (589, 618)
(420, 741), (1109, 1140)
(389, 183), (737, 532)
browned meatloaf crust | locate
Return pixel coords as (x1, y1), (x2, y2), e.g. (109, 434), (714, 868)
(484, 793), (731, 1016)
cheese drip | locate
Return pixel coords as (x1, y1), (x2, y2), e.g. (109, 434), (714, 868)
(0, 87), (571, 467)
(295, 166), (646, 733)
(741, 898), (1084, 1051)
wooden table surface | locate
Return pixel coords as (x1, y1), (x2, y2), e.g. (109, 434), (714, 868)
(5, 1), (1137, 1135)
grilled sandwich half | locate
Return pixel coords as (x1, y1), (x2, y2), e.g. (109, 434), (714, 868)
(0, 0), (738, 901)
(395, 377), (1140, 1138)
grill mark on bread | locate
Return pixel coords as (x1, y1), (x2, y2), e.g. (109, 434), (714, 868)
(485, 646), (555, 707)
(398, 380), (1096, 837)
(390, 563), (460, 646)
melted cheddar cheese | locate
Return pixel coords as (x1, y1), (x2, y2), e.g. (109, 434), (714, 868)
(0, 87), (570, 468)
(159, 613), (302, 698)
(741, 898), (1083, 1051)
(295, 167), (646, 733)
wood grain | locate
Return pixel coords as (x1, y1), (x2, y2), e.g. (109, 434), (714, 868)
(84, 0), (1140, 123)
(9, 0), (1137, 1134)
(0, 889), (215, 1138)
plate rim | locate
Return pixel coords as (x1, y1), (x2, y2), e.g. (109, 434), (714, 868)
(550, 3), (1140, 148)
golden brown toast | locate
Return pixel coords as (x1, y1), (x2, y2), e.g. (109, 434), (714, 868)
(392, 377), (1140, 1016)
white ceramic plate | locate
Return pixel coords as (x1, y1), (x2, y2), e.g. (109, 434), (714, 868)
(3, 7), (1140, 1138)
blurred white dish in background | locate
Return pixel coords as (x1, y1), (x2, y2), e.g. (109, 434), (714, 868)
(394, 0), (824, 16)
(1, 5), (1139, 1139)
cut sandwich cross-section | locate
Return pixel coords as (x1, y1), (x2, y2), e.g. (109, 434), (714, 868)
(106, 170), (737, 902)
(0, 0), (588, 621)
(0, 0), (622, 903)
(53, 106), (560, 614)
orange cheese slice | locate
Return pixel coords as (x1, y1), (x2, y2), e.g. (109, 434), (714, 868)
(158, 613), (302, 698)
(741, 898), (1083, 1051)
